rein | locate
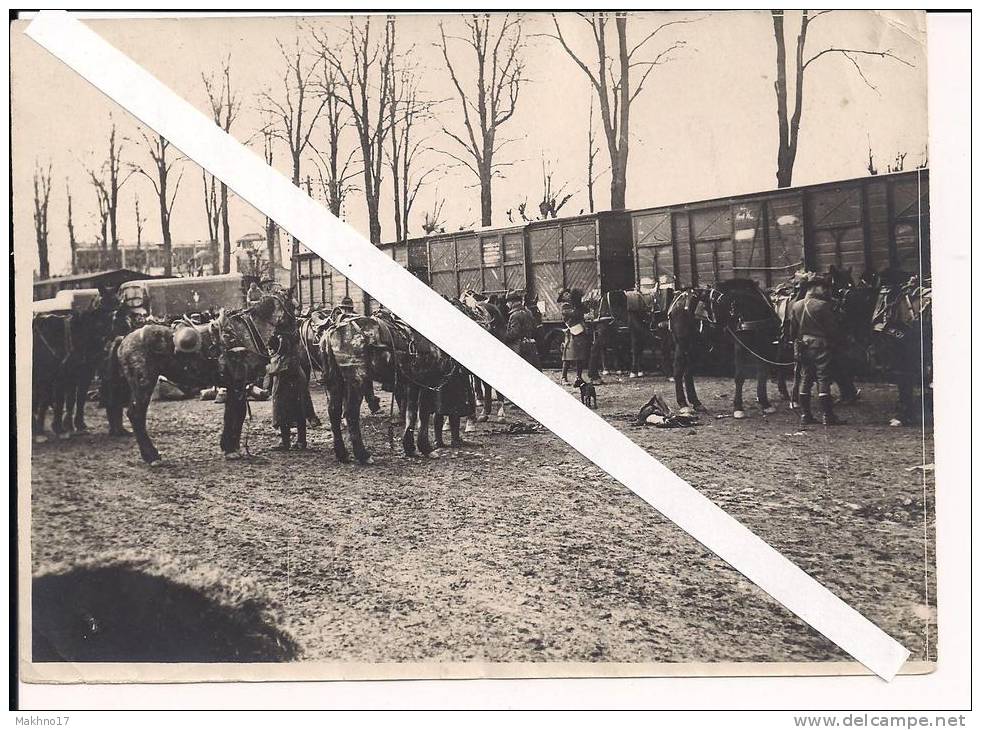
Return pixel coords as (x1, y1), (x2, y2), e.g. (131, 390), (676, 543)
(724, 324), (795, 367)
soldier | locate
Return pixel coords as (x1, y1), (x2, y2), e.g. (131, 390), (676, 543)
(558, 288), (589, 386)
(266, 328), (308, 451)
(502, 291), (541, 370)
(246, 280), (263, 307)
(788, 275), (845, 426)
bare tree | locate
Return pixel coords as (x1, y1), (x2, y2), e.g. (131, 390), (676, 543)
(134, 193), (147, 272)
(132, 131), (184, 277)
(545, 12), (692, 210)
(259, 36), (331, 286)
(91, 178), (109, 257)
(65, 180), (78, 275)
(771, 10), (913, 188)
(436, 13), (524, 227)
(259, 122), (281, 270)
(33, 161), (52, 279)
(310, 59), (359, 217)
(586, 95), (601, 213)
(202, 56), (241, 273)
(318, 16), (396, 244)
(85, 121), (134, 265)
(387, 62), (439, 241)
(202, 169), (221, 273)
(537, 159), (574, 219)
(422, 195), (447, 235)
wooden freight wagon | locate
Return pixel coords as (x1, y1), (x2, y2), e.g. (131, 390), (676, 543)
(425, 211), (634, 322)
(293, 252), (372, 314)
(117, 273), (247, 321)
(631, 169), (929, 292)
(426, 225), (528, 302)
(379, 238), (430, 284)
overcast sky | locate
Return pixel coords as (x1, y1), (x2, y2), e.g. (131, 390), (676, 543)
(12, 11), (928, 277)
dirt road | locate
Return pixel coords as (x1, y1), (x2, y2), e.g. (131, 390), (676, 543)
(30, 373), (936, 666)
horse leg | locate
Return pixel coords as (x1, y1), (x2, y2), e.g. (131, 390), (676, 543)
(402, 383), (419, 456)
(126, 384), (159, 464)
(60, 377), (76, 435)
(51, 379), (67, 439)
(630, 326), (642, 376)
(74, 369), (92, 430)
(34, 388), (50, 443)
(345, 381), (370, 464)
(433, 413), (446, 448)
(673, 343), (689, 409)
(327, 381), (349, 462)
(219, 387), (248, 457)
(684, 364), (701, 411)
(479, 381), (492, 422)
(416, 392), (436, 457)
(733, 356), (746, 419)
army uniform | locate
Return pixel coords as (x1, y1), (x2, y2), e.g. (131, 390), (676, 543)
(503, 296), (541, 370)
(789, 282), (844, 426)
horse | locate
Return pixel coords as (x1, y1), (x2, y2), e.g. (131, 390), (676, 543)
(319, 308), (454, 464)
(458, 289), (508, 423)
(666, 286), (715, 414)
(32, 293), (123, 441)
(706, 279), (784, 418)
(583, 288), (672, 378)
(870, 272), (932, 426)
(103, 293), (288, 464)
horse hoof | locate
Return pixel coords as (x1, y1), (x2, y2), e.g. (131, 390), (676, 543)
(33, 434), (48, 444)
(223, 451), (243, 461)
(148, 459), (164, 467)
(678, 407), (693, 417)
(464, 423), (476, 434)
(761, 405), (777, 415)
(476, 415), (488, 423)
(357, 455), (374, 465)
(889, 418), (904, 427)
(601, 370), (610, 376)
(423, 450), (439, 459)
(58, 432), (71, 440)
(733, 410), (746, 419)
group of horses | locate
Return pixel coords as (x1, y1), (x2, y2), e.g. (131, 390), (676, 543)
(32, 285), (515, 467)
(587, 267), (932, 421)
(31, 267), (931, 469)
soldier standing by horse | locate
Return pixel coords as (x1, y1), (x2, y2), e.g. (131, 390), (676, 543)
(788, 275), (845, 427)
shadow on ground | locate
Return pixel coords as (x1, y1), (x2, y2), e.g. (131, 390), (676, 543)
(33, 564), (299, 662)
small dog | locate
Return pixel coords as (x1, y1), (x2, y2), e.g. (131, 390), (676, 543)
(578, 380), (597, 409)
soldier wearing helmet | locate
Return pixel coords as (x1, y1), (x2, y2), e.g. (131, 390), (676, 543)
(789, 274), (844, 426)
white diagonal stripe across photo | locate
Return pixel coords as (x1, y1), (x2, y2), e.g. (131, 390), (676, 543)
(24, 10), (910, 679)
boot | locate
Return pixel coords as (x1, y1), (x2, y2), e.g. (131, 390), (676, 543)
(819, 395), (845, 426)
(798, 394), (816, 426)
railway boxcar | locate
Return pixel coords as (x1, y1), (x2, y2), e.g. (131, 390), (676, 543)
(631, 169), (929, 292)
(293, 253), (372, 314)
(425, 211), (633, 321)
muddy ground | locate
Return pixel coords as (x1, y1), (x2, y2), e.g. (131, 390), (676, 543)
(29, 373), (936, 666)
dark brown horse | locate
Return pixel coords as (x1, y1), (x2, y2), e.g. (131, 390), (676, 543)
(319, 309), (454, 464)
(32, 293), (122, 441)
(104, 294), (287, 464)
(707, 279), (784, 418)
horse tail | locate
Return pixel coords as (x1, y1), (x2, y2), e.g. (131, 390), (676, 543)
(100, 335), (129, 409)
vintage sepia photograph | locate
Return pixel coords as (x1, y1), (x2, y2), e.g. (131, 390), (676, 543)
(13, 10), (936, 683)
